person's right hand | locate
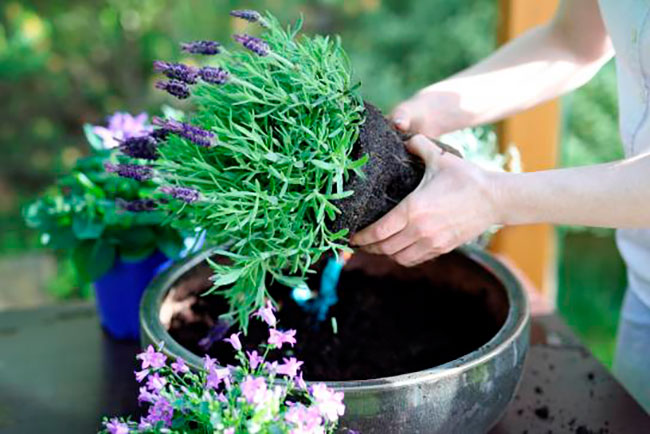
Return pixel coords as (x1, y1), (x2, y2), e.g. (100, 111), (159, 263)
(390, 89), (461, 137)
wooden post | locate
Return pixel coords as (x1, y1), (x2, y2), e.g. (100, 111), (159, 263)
(490, 0), (560, 302)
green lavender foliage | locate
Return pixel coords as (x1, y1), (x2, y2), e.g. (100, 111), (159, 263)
(154, 14), (365, 328)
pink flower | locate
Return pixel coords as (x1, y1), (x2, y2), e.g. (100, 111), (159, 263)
(203, 355), (218, 371)
(276, 357), (303, 379)
(138, 386), (157, 405)
(134, 369), (149, 383)
(255, 300), (277, 327)
(146, 373), (166, 391)
(171, 358), (190, 374)
(264, 361), (278, 375)
(240, 376), (268, 404)
(311, 383), (345, 422)
(105, 418), (130, 434)
(224, 428), (235, 434)
(268, 329), (297, 349)
(206, 367), (231, 390)
(224, 332), (242, 351)
(285, 404), (324, 434)
(93, 112), (151, 150)
(247, 350), (263, 370)
(137, 345), (167, 370)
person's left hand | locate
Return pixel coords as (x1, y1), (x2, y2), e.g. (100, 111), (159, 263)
(350, 134), (503, 266)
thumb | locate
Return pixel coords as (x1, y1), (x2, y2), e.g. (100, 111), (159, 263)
(405, 134), (443, 167)
(390, 104), (412, 132)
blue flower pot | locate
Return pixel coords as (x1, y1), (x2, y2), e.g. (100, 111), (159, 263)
(94, 250), (171, 340)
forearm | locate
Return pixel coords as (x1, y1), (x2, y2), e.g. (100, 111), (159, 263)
(494, 153), (650, 228)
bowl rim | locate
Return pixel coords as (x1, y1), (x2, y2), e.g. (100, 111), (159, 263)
(140, 245), (530, 392)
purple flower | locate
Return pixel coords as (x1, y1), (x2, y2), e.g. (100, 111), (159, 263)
(240, 376), (268, 404)
(105, 418), (130, 434)
(134, 369), (149, 383)
(137, 418), (152, 431)
(153, 117), (215, 147)
(146, 373), (167, 392)
(116, 198), (157, 213)
(160, 186), (200, 204)
(295, 372), (307, 390)
(233, 34), (269, 56)
(224, 332), (242, 351)
(246, 350), (263, 370)
(311, 383), (345, 422)
(138, 386), (157, 405)
(203, 355), (218, 371)
(268, 328), (296, 349)
(155, 79), (191, 99)
(230, 9), (262, 23)
(276, 357), (303, 379)
(171, 358), (189, 375)
(206, 367), (231, 390)
(285, 404), (324, 432)
(119, 135), (159, 160)
(181, 40), (221, 55)
(255, 300), (277, 327)
(136, 345), (167, 370)
(145, 397), (173, 427)
(153, 61), (198, 84)
(199, 66), (229, 85)
(93, 112), (152, 150)
(105, 162), (153, 181)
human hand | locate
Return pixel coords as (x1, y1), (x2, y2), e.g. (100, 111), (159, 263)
(350, 135), (502, 266)
(390, 89), (463, 137)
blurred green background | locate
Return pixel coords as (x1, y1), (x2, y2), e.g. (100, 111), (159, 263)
(0, 0), (626, 366)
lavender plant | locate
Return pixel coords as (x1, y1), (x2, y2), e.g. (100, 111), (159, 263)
(23, 112), (185, 281)
(110, 11), (365, 327)
(100, 301), (345, 434)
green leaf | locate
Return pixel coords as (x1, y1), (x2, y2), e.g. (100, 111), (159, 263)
(73, 239), (116, 281)
(83, 124), (105, 151)
(72, 214), (105, 240)
(119, 242), (157, 262)
(156, 228), (185, 260)
(45, 226), (78, 249)
(311, 159), (336, 171)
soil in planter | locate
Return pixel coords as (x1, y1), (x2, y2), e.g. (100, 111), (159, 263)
(167, 260), (503, 381)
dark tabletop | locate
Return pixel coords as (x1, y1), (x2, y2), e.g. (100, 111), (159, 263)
(0, 303), (648, 434)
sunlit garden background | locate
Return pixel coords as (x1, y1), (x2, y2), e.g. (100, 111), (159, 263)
(0, 0), (626, 365)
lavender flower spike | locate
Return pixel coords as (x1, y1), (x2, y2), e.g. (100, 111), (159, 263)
(155, 80), (191, 99)
(180, 40), (221, 55)
(199, 66), (229, 85)
(230, 9), (268, 26)
(104, 162), (153, 181)
(233, 34), (269, 57)
(117, 198), (157, 212)
(153, 117), (215, 148)
(160, 186), (200, 203)
(153, 61), (198, 84)
(119, 135), (159, 160)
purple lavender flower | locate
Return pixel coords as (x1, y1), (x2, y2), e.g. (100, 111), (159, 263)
(181, 40), (221, 55)
(233, 34), (269, 56)
(160, 186), (200, 204)
(119, 135), (159, 160)
(150, 128), (170, 141)
(105, 418), (130, 434)
(137, 345), (167, 370)
(224, 332), (242, 351)
(105, 162), (153, 181)
(153, 60), (198, 84)
(230, 9), (262, 23)
(155, 79), (191, 99)
(268, 328), (297, 349)
(199, 66), (229, 85)
(276, 357), (303, 379)
(153, 117), (215, 147)
(93, 112), (152, 150)
(117, 198), (157, 213)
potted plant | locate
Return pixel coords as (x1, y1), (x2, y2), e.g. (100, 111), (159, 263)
(104, 11), (528, 432)
(101, 309), (348, 433)
(24, 112), (187, 340)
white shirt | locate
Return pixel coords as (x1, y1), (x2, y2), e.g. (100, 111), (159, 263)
(599, 0), (650, 308)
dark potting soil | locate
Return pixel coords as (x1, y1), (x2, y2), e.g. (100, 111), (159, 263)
(167, 261), (503, 381)
(328, 103), (425, 234)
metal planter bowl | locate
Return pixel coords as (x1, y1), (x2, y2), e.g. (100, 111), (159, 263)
(140, 246), (530, 433)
